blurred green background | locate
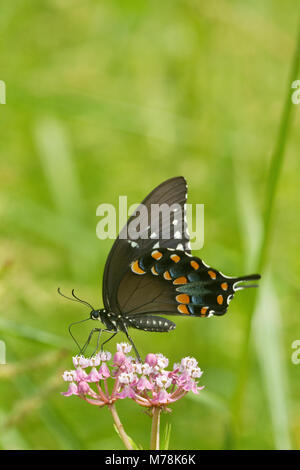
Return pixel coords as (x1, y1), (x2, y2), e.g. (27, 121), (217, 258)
(0, 0), (300, 450)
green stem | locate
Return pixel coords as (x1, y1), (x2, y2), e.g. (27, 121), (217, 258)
(150, 407), (161, 450)
(230, 19), (300, 445)
(108, 403), (133, 450)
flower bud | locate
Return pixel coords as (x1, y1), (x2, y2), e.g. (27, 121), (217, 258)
(145, 353), (157, 367)
(113, 351), (126, 366)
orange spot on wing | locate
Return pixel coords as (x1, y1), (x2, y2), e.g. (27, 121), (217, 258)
(221, 282), (228, 291)
(176, 294), (190, 304)
(163, 271), (172, 280)
(151, 266), (159, 276)
(208, 270), (217, 280)
(190, 260), (200, 270)
(201, 307), (208, 315)
(173, 276), (188, 285)
(217, 295), (224, 305)
(177, 304), (189, 314)
(170, 254), (180, 263)
(151, 250), (163, 260)
(131, 260), (146, 275)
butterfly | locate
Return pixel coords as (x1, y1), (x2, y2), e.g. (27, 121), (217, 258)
(58, 176), (260, 362)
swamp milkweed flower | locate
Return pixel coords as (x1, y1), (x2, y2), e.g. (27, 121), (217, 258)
(61, 343), (204, 449)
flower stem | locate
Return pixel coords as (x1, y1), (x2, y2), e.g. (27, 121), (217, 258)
(108, 403), (133, 450)
(150, 407), (161, 450)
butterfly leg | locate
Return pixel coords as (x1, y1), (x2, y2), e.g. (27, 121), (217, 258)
(100, 331), (118, 352)
(89, 328), (105, 357)
(121, 323), (142, 363)
(81, 327), (111, 356)
(81, 327), (101, 355)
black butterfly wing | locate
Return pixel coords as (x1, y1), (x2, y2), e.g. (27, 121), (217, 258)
(102, 176), (190, 312)
(116, 270), (181, 317)
(119, 248), (260, 319)
(117, 249), (227, 319)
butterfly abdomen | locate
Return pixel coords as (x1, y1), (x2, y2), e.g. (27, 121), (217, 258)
(126, 315), (176, 332)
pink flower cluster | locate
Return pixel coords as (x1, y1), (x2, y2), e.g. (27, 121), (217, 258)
(62, 343), (204, 409)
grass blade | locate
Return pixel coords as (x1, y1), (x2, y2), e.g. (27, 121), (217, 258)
(34, 117), (83, 220)
(253, 274), (291, 449)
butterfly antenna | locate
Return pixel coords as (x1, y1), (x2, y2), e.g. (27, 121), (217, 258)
(57, 287), (95, 311)
(71, 289), (95, 310)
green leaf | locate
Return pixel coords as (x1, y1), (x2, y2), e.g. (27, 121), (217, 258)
(162, 422), (172, 450)
(113, 423), (142, 450)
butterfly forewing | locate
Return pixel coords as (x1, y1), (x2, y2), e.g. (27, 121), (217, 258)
(102, 176), (190, 312)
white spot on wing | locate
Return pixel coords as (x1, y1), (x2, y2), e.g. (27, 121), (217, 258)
(176, 243), (184, 250)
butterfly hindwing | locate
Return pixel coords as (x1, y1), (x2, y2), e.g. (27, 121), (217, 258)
(124, 248), (227, 318)
(122, 248), (261, 320)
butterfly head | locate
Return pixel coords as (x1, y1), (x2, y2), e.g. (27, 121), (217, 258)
(90, 309), (103, 320)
